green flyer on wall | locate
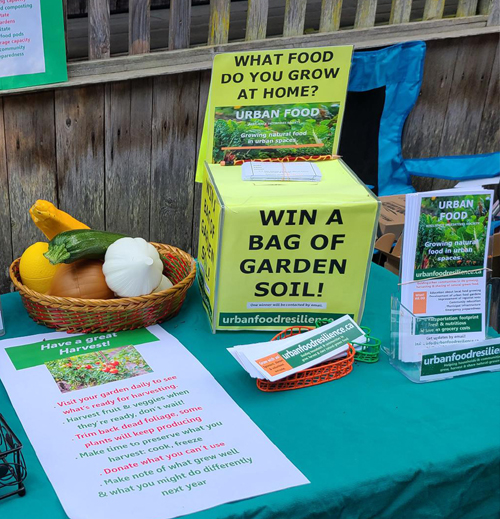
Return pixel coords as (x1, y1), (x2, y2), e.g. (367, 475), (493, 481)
(196, 46), (353, 181)
(0, 0), (67, 91)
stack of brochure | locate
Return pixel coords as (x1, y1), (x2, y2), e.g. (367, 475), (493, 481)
(399, 189), (494, 362)
(228, 315), (365, 382)
(241, 161), (322, 182)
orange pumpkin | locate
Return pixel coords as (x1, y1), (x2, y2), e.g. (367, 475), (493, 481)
(48, 260), (114, 299)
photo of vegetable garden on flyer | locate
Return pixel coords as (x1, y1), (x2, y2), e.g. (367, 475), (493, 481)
(45, 345), (152, 393)
(414, 194), (490, 278)
(213, 102), (339, 164)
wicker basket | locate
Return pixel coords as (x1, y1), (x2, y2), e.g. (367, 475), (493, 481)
(256, 326), (355, 392)
(9, 243), (196, 333)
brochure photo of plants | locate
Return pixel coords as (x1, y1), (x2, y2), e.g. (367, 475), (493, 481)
(213, 102), (340, 163)
(415, 194), (490, 277)
(45, 345), (153, 393)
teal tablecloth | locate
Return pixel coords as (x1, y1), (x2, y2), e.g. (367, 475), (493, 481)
(1, 264), (499, 519)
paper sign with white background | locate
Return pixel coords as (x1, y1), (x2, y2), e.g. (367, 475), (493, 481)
(0, 0), (45, 78)
(0, 325), (308, 519)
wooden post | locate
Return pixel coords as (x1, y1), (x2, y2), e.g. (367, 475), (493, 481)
(105, 80), (153, 238)
(169, 0), (191, 50)
(62, 0), (69, 57)
(0, 99), (13, 293)
(478, 0), (491, 14)
(439, 36), (498, 157)
(129, 0), (151, 55)
(283, 0), (307, 37)
(389, 0), (412, 24)
(55, 87), (106, 230)
(151, 73), (200, 252)
(208, 0), (230, 45)
(487, 0), (499, 24)
(246, 0), (268, 41)
(475, 37), (499, 154)
(3, 93), (58, 259)
(354, 0), (378, 28)
(423, 0), (446, 20)
(319, 0), (343, 32)
(88, 0), (110, 59)
(457, 0), (479, 16)
(192, 70), (211, 256)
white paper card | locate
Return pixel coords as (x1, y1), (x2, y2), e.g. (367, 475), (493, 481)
(228, 315), (365, 381)
(0, 326), (308, 519)
(242, 161), (322, 181)
(0, 0), (46, 78)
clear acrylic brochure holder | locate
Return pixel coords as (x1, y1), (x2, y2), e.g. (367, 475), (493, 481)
(386, 279), (500, 384)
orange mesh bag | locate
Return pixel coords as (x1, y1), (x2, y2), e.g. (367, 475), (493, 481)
(10, 243), (196, 333)
(256, 326), (355, 392)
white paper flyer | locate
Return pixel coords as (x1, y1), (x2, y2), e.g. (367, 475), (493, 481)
(229, 315), (365, 381)
(0, 326), (308, 519)
(399, 189), (493, 362)
(0, 0), (46, 79)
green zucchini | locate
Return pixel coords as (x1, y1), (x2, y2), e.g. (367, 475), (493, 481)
(44, 229), (126, 265)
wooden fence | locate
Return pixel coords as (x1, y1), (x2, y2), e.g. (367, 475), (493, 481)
(59, 0), (500, 60)
(0, 0), (498, 292)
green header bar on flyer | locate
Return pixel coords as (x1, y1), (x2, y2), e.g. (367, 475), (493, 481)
(219, 312), (348, 327)
(6, 329), (159, 370)
(416, 314), (482, 335)
(414, 266), (484, 280)
(276, 321), (361, 368)
(421, 342), (500, 378)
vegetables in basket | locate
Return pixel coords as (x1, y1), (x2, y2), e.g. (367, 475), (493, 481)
(19, 242), (60, 293)
(48, 260), (114, 299)
(44, 230), (126, 265)
(103, 237), (171, 297)
(153, 275), (174, 293)
(30, 200), (89, 240)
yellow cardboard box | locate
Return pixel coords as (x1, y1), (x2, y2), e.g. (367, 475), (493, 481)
(198, 160), (380, 332)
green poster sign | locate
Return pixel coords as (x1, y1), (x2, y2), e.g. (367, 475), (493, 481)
(0, 0), (67, 91)
(6, 328), (159, 370)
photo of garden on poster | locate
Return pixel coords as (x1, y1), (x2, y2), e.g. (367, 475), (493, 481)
(0, 326), (308, 519)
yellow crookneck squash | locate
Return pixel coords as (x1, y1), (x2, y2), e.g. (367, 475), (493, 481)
(29, 200), (90, 240)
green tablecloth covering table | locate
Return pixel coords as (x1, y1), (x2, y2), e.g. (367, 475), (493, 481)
(1, 264), (499, 519)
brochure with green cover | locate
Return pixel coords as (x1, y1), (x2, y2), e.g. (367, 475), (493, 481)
(399, 189), (494, 364)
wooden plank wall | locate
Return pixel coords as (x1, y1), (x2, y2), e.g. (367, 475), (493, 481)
(403, 33), (499, 190)
(0, 33), (498, 292)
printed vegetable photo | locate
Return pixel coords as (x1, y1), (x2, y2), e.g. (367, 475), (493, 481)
(213, 102), (340, 164)
(45, 345), (153, 393)
(415, 194), (490, 276)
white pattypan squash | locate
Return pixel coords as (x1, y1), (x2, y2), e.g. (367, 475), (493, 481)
(152, 275), (173, 293)
(103, 237), (163, 297)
